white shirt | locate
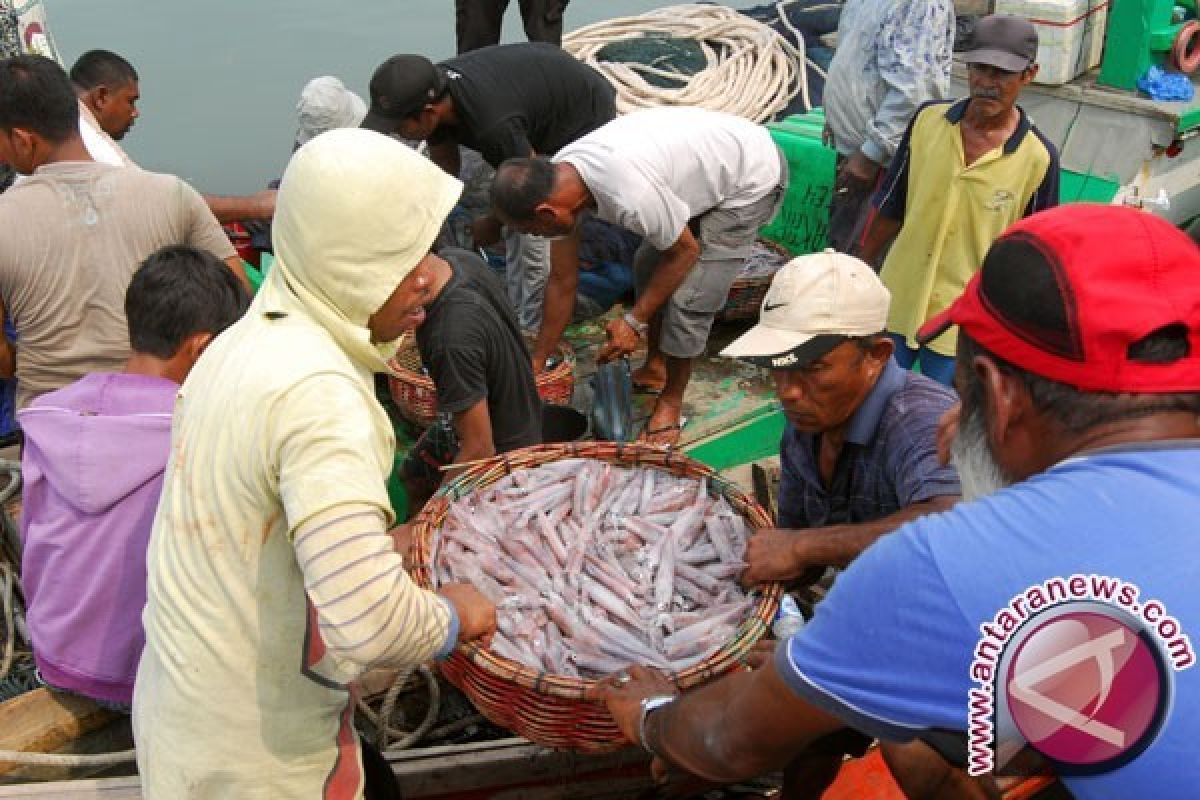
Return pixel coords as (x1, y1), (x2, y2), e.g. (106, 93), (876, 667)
(555, 107), (781, 251)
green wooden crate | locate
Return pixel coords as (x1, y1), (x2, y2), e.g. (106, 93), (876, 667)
(760, 109), (838, 256)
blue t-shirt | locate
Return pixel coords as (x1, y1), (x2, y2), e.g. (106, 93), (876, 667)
(778, 358), (960, 529)
(778, 442), (1200, 797)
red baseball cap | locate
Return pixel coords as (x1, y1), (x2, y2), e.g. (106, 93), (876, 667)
(918, 205), (1200, 392)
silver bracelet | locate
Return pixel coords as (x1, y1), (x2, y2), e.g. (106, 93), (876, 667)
(637, 694), (676, 752)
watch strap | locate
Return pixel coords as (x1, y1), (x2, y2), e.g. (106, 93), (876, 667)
(623, 311), (648, 338)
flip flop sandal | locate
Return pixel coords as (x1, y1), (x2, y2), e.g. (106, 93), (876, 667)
(641, 415), (689, 445)
(631, 380), (664, 396)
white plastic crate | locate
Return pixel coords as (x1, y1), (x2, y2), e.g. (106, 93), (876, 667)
(994, 0), (1110, 85)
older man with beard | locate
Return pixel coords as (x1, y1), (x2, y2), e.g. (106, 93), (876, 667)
(591, 204), (1200, 798)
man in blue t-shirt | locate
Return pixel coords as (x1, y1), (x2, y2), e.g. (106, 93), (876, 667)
(720, 250), (960, 590)
(719, 250), (962, 797)
(591, 205), (1200, 798)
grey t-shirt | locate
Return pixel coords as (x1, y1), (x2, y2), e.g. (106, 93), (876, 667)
(0, 161), (235, 408)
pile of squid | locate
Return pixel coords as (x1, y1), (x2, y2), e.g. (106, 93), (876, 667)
(433, 459), (755, 678)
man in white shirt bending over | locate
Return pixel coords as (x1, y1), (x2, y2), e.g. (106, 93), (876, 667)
(492, 107), (787, 446)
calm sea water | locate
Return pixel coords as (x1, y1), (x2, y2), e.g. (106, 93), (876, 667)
(49, 0), (672, 193)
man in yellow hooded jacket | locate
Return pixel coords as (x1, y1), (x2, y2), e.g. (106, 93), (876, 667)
(132, 129), (496, 799)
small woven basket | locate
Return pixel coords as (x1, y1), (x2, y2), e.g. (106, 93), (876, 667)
(387, 335), (575, 429)
(409, 442), (783, 752)
(718, 239), (792, 321)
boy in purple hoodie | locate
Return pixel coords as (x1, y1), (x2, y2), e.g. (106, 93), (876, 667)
(18, 244), (248, 708)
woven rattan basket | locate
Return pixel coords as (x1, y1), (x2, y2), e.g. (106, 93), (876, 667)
(409, 442), (783, 752)
(387, 335), (575, 429)
(718, 239), (792, 321)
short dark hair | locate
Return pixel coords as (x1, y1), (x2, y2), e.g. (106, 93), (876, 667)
(851, 332), (889, 353)
(491, 157), (558, 221)
(0, 55), (80, 141)
(958, 330), (1200, 436)
(68, 49), (138, 91)
(126, 246), (250, 359)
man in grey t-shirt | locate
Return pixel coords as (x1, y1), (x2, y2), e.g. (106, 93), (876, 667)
(0, 55), (243, 409)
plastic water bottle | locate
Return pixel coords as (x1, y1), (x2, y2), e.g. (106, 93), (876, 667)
(772, 595), (806, 640)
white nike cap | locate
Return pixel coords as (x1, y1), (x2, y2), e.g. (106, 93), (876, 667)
(721, 249), (891, 369)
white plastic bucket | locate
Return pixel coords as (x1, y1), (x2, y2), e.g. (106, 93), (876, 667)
(994, 0), (1110, 85)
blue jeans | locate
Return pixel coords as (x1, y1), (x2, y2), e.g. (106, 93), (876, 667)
(889, 334), (956, 386)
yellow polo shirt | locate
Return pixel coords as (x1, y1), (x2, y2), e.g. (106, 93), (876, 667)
(875, 99), (1059, 356)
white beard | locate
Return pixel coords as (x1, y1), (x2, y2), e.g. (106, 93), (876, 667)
(951, 403), (1015, 502)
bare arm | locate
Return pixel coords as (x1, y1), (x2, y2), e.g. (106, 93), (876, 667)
(594, 661), (846, 784)
(202, 189), (276, 224)
(742, 495), (958, 585)
(446, 398), (496, 478)
(858, 214), (901, 268)
(531, 230), (581, 371)
(629, 227), (701, 326)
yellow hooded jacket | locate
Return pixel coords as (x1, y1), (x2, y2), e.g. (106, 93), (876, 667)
(134, 129), (462, 799)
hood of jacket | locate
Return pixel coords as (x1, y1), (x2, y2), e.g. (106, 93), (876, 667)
(18, 373), (177, 515)
(258, 127), (464, 375)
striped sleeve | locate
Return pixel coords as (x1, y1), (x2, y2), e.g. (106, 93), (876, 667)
(1023, 128), (1061, 216)
(294, 503), (458, 673)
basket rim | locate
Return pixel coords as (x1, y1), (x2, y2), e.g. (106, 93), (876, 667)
(388, 337), (574, 391)
(409, 442), (782, 699)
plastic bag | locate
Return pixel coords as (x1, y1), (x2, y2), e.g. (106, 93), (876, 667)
(590, 358), (634, 442)
(1137, 66), (1195, 103)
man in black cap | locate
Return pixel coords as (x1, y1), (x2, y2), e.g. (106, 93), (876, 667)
(859, 13), (1059, 386)
(455, 0), (569, 54)
(362, 43), (615, 333)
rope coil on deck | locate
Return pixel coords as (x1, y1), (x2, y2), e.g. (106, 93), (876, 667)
(563, 3), (811, 123)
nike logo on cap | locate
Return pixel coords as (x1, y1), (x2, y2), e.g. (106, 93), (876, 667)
(763, 301), (787, 312)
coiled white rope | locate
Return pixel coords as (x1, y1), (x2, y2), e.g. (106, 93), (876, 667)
(563, 3), (811, 123)
(0, 748), (137, 768)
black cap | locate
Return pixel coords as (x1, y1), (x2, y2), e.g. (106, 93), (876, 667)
(360, 54), (446, 133)
(961, 14), (1039, 72)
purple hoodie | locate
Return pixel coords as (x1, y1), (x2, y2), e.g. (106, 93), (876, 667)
(19, 373), (177, 705)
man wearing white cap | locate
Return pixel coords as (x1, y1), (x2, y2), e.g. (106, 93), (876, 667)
(722, 250), (960, 588)
(133, 129), (496, 799)
(601, 249), (962, 798)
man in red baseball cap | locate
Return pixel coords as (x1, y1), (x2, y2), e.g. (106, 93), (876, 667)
(590, 205), (1200, 799)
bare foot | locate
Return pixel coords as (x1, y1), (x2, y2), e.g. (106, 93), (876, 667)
(639, 401), (687, 447)
(631, 362), (667, 393)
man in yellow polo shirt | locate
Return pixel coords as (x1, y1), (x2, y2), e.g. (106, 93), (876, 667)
(860, 14), (1059, 384)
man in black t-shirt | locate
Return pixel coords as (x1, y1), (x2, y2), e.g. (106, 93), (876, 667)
(361, 43), (616, 333)
(399, 248), (543, 510)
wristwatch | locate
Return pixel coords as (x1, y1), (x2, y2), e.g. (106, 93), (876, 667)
(622, 311), (648, 338)
(637, 694), (676, 752)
